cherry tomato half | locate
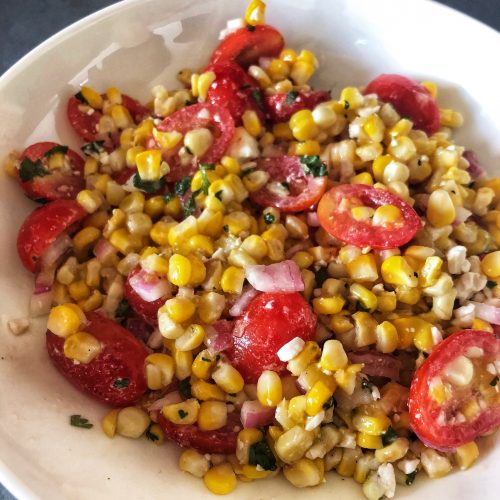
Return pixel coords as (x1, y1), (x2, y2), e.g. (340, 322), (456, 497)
(156, 408), (240, 454)
(210, 24), (284, 67)
(206, 61), (264, 124)
(250, 155), (328, 213)
(409, 329), (500, 451)
(156, 103), (235, 182)
(317, 184), (422, 249)
(364, 74), (440, 135)
(17, 142), (85, 202)
(46, 311), (148, 406)
(265, 90), (331, 123)
(17, 199), (87, 273)
(229, 292), (317, 383)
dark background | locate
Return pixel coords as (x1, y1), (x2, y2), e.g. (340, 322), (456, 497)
(0, 0), (499, 498)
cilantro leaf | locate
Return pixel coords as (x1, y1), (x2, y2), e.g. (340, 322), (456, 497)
(381, 426), (398, 447)
(70, 414), (93, 429)
(178, 377), (192, 399)
(19, 158), (47, 182)
(183, 193), (198, 218)
(487, 280), (497, 289)
(145, 425), (159, 442)
(175, 176), (191, 197)
(199, 163), (215, 195)
(133, 173), (165, 193)
(44, 145), (68, 158)
(163, 192), (175, 203)
(251, 89), (264, 111)
(115, 298), (130, 319)
(300, 155), (327, 177)
(343, 99), (350, 110)
(285, 91), (299, 105)
(113, 378), (130, 389)
(81, 141), (105, 157)
(178, 409), (188, 419)
(248, 441), (277, 471)
(263, 213), (275, 224)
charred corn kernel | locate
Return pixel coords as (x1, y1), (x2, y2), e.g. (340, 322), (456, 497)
(135, 150), (165, 181)
(77, 189), (103, 213)
(241, 234), (267, 260)
(68, 280), (90, 301)
(287, 341), (321, 376)
(212, 363), (245, 394)
(168, 254), (191, 287)
(350, 172), (374, 186)
(346, 254), (379, 282)
(151, 129), (182, 150)
(164, 297), (195, 323)
(184, 128), (213, 157)
(427, 189), (456, 227)
(203, 463), (237, 495)
(292, 251), (314, 269)
(375, 438), (409, 463)
(375, 321), (398, 353)
(257, 370), (283, 407)
(289, 109), (318, 141)
(163, 399), (199, 425)
(357, 433), (382, 450)
(145, 353), (175, 390)
(283, 458), (324, 488)
(454, 442), (479, 470)
(175, 324), (205, 351)
(102, 409), (120, 438)
(64, 331), (101, 363)
(80, 86), (103, 109)
(340, 86), (364, 110)
(353, 413), (391, 436)
(275, 425), (315, 464)
(115, 407), (150, 439)
(421, 449), (452, 478)
(381, 256), (417, 287)
(192, 350), (215, 380)
(47, 304), (85, 338)
(220, 266), (245, 294)
(320, 339), (348, 371)
(179, 448), (210, 478)
(191, 379), (226, 402)
(312, 296), (345, 315)
(472, 318), (493, 333)
(198, 401), (228, 432)
(372, 205), (401, 226)
(481, 251), (500, 278)
(306, 379), (335, 416)
(350, 283), (377, 312)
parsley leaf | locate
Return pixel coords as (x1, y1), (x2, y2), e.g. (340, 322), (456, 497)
(81, 141), (105, 157)
(179, 377), (192, 399)
(175, 176), (191, 197)
(314, 267), (328, 287)
(381, 426), (398, 447)
(19, 158), (47, 182)
(163, 192), (175, 203)
(199, 163), (215, 195)
(285, 91), (299, 105)
(44, 145), (68, 158)
(70, 414), (93, 429)
(487, 280), (497, 289)
(248, 441), (277, 471)
(113, 378), (130, 389)
(405, 471), (417, 486)
(115, 298), (130, 319)
(251, 89), (264, 111)
(183, 193), (198, 218)
(74, 91), (87, 104)
(133, 172), (165, 193)
(263, 213), (275, 224)
(300, 155), (327, 177)
(490, 376), (499, 387)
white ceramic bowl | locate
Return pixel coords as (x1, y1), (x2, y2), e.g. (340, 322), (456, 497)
(0, 0), (499, 498)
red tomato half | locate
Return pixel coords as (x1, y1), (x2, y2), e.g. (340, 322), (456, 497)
(206, 61), (263, 124)
(18, 142), (85, 202)
(250, 155), (328, 213)
(409, 329), (500, 451)
(210, 25), (284, 67)
(156, 407), (240, 454)
(46, 311), (148, 406)
(156, 103), (235, 181)
(265, 90), (331, 123)
(364, 74), (440, 135)
(17, 199), (87, 273)
(317, 184), (422, 249)
(229, 292), (317, 383)
(67, 93), (150, 142)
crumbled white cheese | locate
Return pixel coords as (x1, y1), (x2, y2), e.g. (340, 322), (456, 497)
(339, 430), (356, 449)
(455, 272), (488, 302)
(7, 318), (30, 335)
(447, 246), (470, 274)
(277, 337), (306, 362)
(377, 463), (396, 499)
(397, 459), (420, 474)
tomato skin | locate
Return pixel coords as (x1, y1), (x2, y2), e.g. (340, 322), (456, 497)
(265, 90), (331, 123)
(16, 199), (87, 273)
(155, 408), (240, 454)
(364, 74), (440, 135)
(210, 25), (284, 67)
(250, 155), (328, 213)
(157, 103), (235, 182)
(409, 329), (500, 451)
(18, 142), (85, 202)
(123, 267), (167, 327)
(317, 184), (422, 249)
(46, 311), (148, 406)
(228, 292), (317, 383)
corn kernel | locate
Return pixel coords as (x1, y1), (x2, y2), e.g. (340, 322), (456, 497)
(257, 370), (283, 407)
(47, 304), (85, 338)
(63, 331), (101, 363)
(203, 463), (237, 495)
(168, 254), (192, 287)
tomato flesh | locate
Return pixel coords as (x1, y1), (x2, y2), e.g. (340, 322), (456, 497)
(364, 74), (440, 135)
(409, 329), (500, 451)
(210, 25), (284, 67)
(228, 292), (317, 383)
(17, 199), (87, 273)
(250, 155), (328, 213)
(265, 90), (331, 123)
(46, 311), (148, 406)
(317, 184), (422, 249)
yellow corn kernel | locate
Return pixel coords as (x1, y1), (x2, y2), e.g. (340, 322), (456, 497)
(352, 311), (377, 348)
(68, 280), (91, 301)
(102, 409), (120, 438)
(287, 395), (307, 424)
(114, 407), (150, 439)
(198, 291), (225, 324)
(245, 0), (266, 25)
(362, 113), (385, 142)
(191, 379), (226, 402)
(119, 191), (145, 214)
(440, 108), (464, 128)
(346, 254), (379, 282)
(273, 122), (294, 141)
(339, 86), (364, 110)
(336, 447), (362, 478)
(110, 104), (133, 128)
(294, 140), (321, 156)
(147, 220), (173, 246)
(287, 341), (321, 376)
(152, 129), (182, 151)
(63, 331), (101, 364)
(80, 86), (103, 109)
(381, 256), (418, 287)
(196, 71), (216, 102)
(471, 318), (493, 333)
(79, 290), (103, 312)
(372, 205), (401, 226)
(421, 449), (452, 478)
(203, 463), (237, 495)
(192, 350), (215, 380)
(352, 412), (391, 436)
(197, 209), (224, 238)
(350, 172), (374, 186)
(306, 379), (336, 416)
(481, 251), (500, 279)
(350, 206), (374, 222)
(212, 363), (245, 394)
(257, 370), (283, 407)
(419, 255), (443, 287)
(334, 364), (363, 395)
(350, 283), (377, 312)
(164, 297), (195, 324)
(393, 317), (433, 350)
(145, 353), (175, 390)
(109, 228), (141, 254)
(312, 296), (345, 315)
(191, 169), (219, 193)
(179, 448), (210, 478)
(163, 399), (200, 425)
(198, 401), (228, 431)
(168, 254), (191, 287)
(454, 442), (479, 470)
(135, 150), (165, 181)
(72, 226), (101, 256)
(291, 251), (313, 269)
(356, 432), (382, 450)
(330, 314), (353, 335)
(242, 109), (263, 137)
(219, 156), (240, 175)
(283, 458), (324, 488)
(47, 304), (85, 338)
(187, 255), (206, 286)
(320, 339), (348, 371)
(396, 285), (421, 305)
(289, 109), (318, 141)
(275, 425), (315, 464)
(241, 234), (268, 260)
(175, 324), (205, 351)
(376, 291), (397, 312)
(220, 266), (245, 294)
(223, 211), (252, 235)
(184, 128), (213, 157)
(427, 189), (456, 227)
(267, 58), (290, 81)
(420, 81), (438, 99)
(375, 321), (398, 354)
(76, 189), (103, 213)
(372, 154), (393, 182)
(290, 60), (315, 85)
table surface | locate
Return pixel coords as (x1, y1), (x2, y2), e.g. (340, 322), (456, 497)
(0, 0), (499, 498)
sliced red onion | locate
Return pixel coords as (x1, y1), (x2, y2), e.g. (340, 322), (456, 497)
(129, 269), (171, 302)
(246, 260), (304, 293)
(148, 391), (182, 411)
(30, 289), (54, 317)
(453, 206), (472, 226)
(306, 212), (320, 227)
(205, 320), (234, 355)
(229, 286), (259, 317)
(240, 400), (275, 428)
(40, 233), (72, 268)
(34, 266), (56, 294)
(285, 241), (310, 259)
(348, 351), (402, 380)
(93, 238), (118, 263)
(470, 301), (500, 325)
(464, 150), (486, 179)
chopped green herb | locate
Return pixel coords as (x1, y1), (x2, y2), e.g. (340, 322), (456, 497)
(70, 414), (93, 429)
(487, 280), (497, 289)
(263, 213), (275, 224)
(323, 396), (335, 410)
(179, 377), (192, 399)
(241, 167), (255, 178)
(300, 155), (327, 177)
(405, 471), (417, 486)
(199, 163), (215, 195)
(223, 224), (230, 232)
(19, 158), (47, 182)
(246, 24), (256, 31)
(490, 376), (499, 387)
(44, 145), (68, 158)
(133, 173), (165, 194)
(314, 267), (328, 287)
(183, 193), (198, 218)
(163, 192), (175, 203)
(381, 426), (398, 447)
(81, 141), (105, 157)
(113, 378), (130, 389)
(178, 409), (188, 419)
(74, 91), (87, 104)
(115, 298), (130, 319)
(145, 426), (159, 442)
(285, 91), (299, 105)
(201, 357), (211, 362)
(248, 441), (277, 471)
(251, 89), (264, 111)
(175, 176), (191, 197)
(343, 99), (350, 110)
(215, 190), (223, 201)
